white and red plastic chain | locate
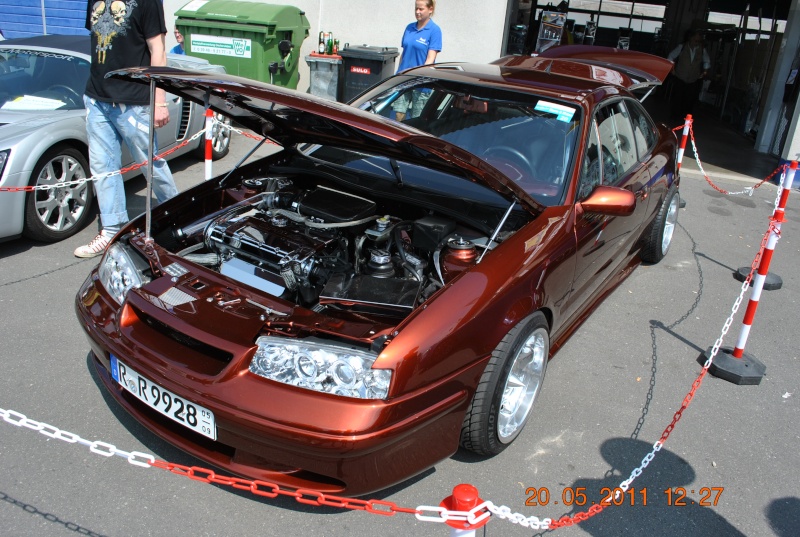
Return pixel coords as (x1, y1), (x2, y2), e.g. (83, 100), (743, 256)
(671, 121), (783, 196)
(0, 118), (274, 194)
(0, 140), (791, 532)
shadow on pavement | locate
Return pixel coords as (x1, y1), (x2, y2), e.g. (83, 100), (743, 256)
(534, 437), (744, 537)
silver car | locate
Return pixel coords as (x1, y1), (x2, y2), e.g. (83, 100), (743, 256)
(0, 34), (231, 242)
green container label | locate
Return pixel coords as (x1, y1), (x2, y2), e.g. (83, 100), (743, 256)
(190, 34), (252, 58)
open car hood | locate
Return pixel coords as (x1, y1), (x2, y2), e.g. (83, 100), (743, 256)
(521, 44), (673, 92)
(110, 67), (544, 214)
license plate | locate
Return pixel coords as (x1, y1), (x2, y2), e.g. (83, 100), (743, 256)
(110, 355), (216, 440)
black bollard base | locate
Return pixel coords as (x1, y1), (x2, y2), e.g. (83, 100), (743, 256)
(699, 346), (765, 385)
(733, 267), (782, 290)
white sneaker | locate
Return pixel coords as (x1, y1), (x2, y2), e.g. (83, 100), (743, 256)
(74, 233), (111, 258)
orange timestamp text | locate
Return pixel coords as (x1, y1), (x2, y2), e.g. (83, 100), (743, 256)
(524, 486), (724, 507)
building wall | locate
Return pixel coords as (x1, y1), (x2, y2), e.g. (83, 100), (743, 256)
(0, 0), (87, 38)
(163, 0), (513, 93)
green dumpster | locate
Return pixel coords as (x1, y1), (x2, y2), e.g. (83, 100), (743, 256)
(175, 0), (310, 89)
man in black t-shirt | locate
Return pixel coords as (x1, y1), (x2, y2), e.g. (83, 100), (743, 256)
(76, 0), (178, 258)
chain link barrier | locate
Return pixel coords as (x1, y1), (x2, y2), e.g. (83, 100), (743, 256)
(548, 165), (787, 529)
(672, 121), (784, 196)
(0, 122), (787, 532)
(0, 117), (271, 194)
(0, 196), (780, 531)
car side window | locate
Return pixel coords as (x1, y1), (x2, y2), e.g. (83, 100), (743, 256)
(594, 101), (637, 185)
(578, 119), (602, 200)
(626, 99), (658, 160)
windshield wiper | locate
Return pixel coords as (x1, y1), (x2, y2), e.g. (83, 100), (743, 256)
(389, 158), (404, 189)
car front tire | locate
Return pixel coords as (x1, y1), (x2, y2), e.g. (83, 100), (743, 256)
(23, 146), (94, 242)
(460, 312), (549, 456)
(640, 184), (679, 263)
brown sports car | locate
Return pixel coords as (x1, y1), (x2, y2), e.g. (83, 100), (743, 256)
(76, 46), (678, 496)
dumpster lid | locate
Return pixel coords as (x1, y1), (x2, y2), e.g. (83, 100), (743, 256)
(339, 45), (399, 60)
(306, 52), (342, 63)
(108, 66), (544, 214)
(176, 0), (307, 25)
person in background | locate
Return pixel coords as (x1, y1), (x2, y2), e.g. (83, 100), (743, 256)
(668, 29), (710, 120)
(170, 27), (185, 54)
(392, 0), (442, 122)
(76, 0), (178, 257)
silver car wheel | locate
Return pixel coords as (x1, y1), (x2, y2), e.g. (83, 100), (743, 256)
(661, 193), (679, 255)
(34, 154), (91, 232)
(211, 113), (231, 156)
(497, 326), (548, 443)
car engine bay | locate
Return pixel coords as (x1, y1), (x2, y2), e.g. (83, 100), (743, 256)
(165, 175), (513, 320)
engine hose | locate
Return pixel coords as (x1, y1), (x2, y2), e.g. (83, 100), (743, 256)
(391, 221), (415, 265)
(272, 208), (379, 229)
(182, 253), (221, 266)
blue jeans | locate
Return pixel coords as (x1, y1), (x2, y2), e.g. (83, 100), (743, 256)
(84, 96), (178, 231)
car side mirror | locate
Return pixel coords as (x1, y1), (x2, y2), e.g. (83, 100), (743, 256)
(578, 185), (636, 216)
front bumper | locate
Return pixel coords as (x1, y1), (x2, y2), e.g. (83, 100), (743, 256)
(76, 269), (484, 495)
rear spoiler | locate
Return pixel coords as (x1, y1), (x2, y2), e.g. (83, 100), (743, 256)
(536, 45), (674, 91)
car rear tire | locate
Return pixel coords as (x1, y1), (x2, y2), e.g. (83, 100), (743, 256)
(640, 184), (679, 263)
(460, 312), (549, 456)
(23, 146), (94, 243)
(194, 112), (231, 161)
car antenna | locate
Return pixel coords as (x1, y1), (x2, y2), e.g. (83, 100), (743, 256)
(389, 158), (404, 188)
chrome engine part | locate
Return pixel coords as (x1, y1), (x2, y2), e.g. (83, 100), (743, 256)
(180, 180), (477, 313)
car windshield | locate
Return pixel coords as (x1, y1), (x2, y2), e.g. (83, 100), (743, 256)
(0, 48), (88, 111)
(356, 77), (581, 206)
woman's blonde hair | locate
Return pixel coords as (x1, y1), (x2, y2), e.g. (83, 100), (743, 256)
(421, 0), (436, 12)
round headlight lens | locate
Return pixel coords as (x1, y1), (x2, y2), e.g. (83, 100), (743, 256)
(250, 337), (392, 400)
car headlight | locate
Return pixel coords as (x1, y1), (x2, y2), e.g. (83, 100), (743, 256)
(250, 336), (392, 400)
(98, 243), (151, 304)
(0, 150), (9, 178)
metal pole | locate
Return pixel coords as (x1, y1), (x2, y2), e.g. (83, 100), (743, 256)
(40, 0), (47, 34)
(146, 79), (156, 240)
(720, 5), (749, 120)
(597, 0), (603, 30)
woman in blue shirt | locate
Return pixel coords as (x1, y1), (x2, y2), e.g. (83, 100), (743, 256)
(393, 0), (442, 122)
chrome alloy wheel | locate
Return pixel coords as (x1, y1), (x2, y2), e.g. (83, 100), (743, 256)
(211, 113), (231, 155)
(497, 326), (548, 443)
(34, 154), (90, 233)
(661, 193), (679, 254)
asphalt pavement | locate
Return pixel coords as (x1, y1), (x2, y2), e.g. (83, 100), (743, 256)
(1, 126), (798, 537)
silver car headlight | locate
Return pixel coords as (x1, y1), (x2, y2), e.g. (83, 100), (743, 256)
(98, 243), (151, 304)
(250, 336), (392, 400)
(0, 150), (9, 178)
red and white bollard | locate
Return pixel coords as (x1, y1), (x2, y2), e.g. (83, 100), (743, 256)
(675, 114), (692, 174)
(204, 107), (214, 180)
(439, 484), (490, 536)
(706, 161), (796, 385)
